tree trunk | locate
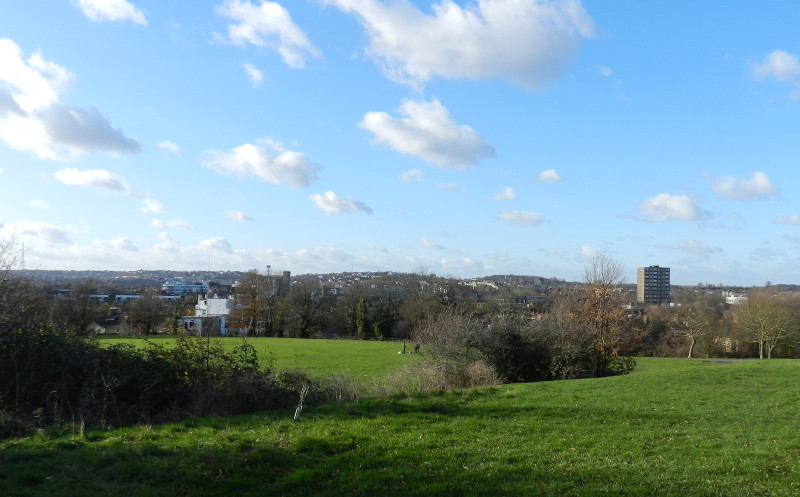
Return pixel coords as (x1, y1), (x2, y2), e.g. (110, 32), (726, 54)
(687, 336), (696, 359)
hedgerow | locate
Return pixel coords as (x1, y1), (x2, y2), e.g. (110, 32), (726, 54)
(0, 328), (298, 438)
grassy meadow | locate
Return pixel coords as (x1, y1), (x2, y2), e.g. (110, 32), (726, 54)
(98, 336), (420, 380)
(2, 350), (800, 496)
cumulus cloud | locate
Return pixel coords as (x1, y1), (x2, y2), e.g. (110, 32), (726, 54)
(752, 50), (800, 85)
(326, 0), (593, 90)
(310, 190), (373, 215)
(0, 220), (72, 245)
(0, 38), (139, 159)
(156, 140), (181, 155)
(198, 237), (234, 253)
(77, 0), (147, 25)
(217, 0), (321, 69)
(360, 99), (495, 169)
(499, 210), (542, 226)
(203, 140), (321, 188)
(242, 63), (264, 87)
(141, 198), (167, 213)
(224, 210), (254, 222)
(54, 168), (135, 194)
(30, 199), (49, 209)
(493, 187), (516, 201)
(638, 193), (700, 222)
(776, 214), (800, 226)
(536, 168), (563, 182)
(400, 168), (424, 182)
(706, 171), (778, 201)
(110, 237), (139, 252)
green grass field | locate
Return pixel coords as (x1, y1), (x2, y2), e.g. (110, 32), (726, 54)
(98, 336), (420, 380)
(2, 354), (800, 496)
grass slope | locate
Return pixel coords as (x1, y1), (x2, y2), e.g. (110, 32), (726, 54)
(3, 358), (800, 496)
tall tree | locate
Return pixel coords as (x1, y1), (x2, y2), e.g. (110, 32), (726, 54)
(286, 279), (324, 338)
(129, 289), (167, 335)
(570, 253), (629, 375)
(735, 293), (793, 359)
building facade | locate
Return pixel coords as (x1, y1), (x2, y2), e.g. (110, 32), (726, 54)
(636, 265), (670, 304)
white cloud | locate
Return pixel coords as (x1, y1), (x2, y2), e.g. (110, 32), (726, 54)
(151, 219), (195, 230)
(499, 210), (542, 226)
(76, 0), (147, 25)
(242, 63), (264, 87)
(776, 214), (800, 226)
(198, 237), (234, 253)
(400, 168), (425, 182)
(0, 220), (72, 245)
(537, 168), (563, 182)
(156, 140), (181, 155)
(638, 193), (700, 222)
(436, 182), (468, 194)
(360, 99), (495, 169)
(420, 238), (444, 250)
(0, 39), (139, 159)
(707, 171), (779, 201)
(310, 190), (373, 215)
(202, 140), (321, 188)
(492, 186), (516, 201)
(110, 237), (139, 252)
(29, 199), (49, 209)
(326, 0), (593, 90)
(598, 66), (613, 77)
(752, 50), (800, 85)
(217, 0), (321, 69)
(54, 168), (135, 194)
(579, 245), (597, 259)
(662, 239), (721, 260)
(141, 198), (167, 213)
(224, 210), (254, 222)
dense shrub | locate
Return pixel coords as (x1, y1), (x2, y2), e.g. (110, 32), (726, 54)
(601, 355), (637, 376)
(0, 328), (298, 438)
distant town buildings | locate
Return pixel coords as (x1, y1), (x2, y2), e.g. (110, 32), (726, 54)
(162, 280), (207, 295)
(725, 293), (748, 305)
(637, 265), (671, 304)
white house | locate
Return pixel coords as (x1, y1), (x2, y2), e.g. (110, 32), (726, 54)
(181, 295), (235, 335)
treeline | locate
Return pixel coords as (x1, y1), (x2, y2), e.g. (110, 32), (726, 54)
(4, 234), (800, 436)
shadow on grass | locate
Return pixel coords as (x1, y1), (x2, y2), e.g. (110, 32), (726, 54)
(0, 431), (745, 497)
(0, 389), (723, 497)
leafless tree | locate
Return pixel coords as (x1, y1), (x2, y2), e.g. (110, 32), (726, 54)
(734, 292), (793, 359)
(573, 254), (629, 370)
(0, 238), (38, 334)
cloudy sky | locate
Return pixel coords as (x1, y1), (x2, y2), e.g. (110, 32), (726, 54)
(2, 0), (800, 286)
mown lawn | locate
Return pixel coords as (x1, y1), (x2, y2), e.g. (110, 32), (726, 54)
(98, 336), (420, 380)
(2, 358), (800, 496)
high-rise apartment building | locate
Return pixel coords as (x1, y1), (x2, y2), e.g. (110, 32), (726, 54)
(636, 265), (670, 304)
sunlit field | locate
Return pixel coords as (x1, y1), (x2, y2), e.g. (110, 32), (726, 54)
(3, 357), (800, 496)
(98, 336), (421, 380)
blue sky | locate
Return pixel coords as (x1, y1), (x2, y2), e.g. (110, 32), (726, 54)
(1, 0), (800, 286)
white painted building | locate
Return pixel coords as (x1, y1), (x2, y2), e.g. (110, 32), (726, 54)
(195, 296), (234, 317)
